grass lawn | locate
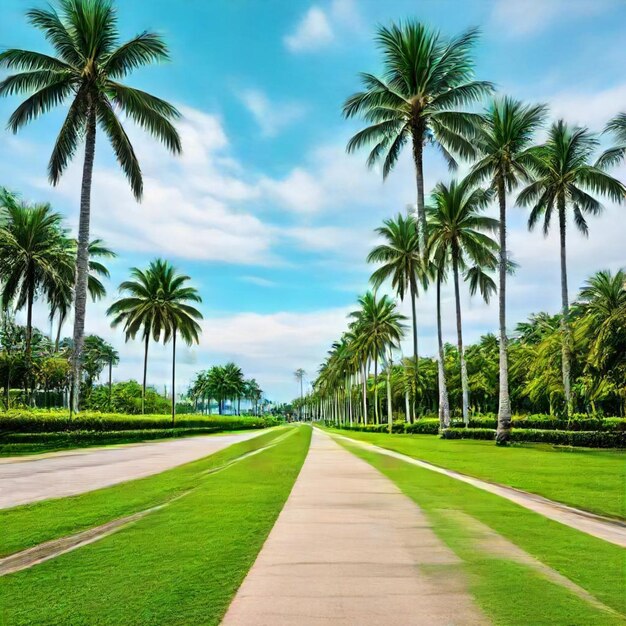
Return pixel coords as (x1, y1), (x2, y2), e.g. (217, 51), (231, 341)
(326, 428), (625, 519)
(0, 426), (289, 557)
(0, 425), (311, 625)
(337, 436), (625, 624)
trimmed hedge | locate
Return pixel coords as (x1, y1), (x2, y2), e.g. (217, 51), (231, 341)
(441, 427), (626, 448)
(0, 411), (279, 434)
(467, 415), (626, 432)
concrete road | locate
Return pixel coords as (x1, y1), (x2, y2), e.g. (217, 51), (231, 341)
(0, 429), (269, 509)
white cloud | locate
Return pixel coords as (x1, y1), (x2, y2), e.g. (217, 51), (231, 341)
(238, 89), (306, 137)
(544, 82), (626, 131)
(239, 275), (277, 288)
(284, 7), (334, 52)
(490, 0), (618, 38)
(283, 0), (362, 53)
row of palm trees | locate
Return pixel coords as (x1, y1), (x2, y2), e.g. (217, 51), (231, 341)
(301, 267), (626, 425)
(189, 365), (263, 416)
(332, 20), (625, 442)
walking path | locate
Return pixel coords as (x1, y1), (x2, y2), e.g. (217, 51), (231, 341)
(331, 432), (626, 548)
(0, 429), (268, 509)
(222, 429), (487, 626)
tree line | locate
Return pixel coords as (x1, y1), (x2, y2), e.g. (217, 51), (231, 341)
(303, 21), (625, 441)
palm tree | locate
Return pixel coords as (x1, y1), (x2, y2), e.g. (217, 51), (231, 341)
(427, 177), (499, 423)
(467, 97), (547, 442)
(367, 213), (422, 419)
(223, 362), (244, 415)
(294, 368), (305, 420)
(349, 292), (407, 424)
(0, 0), (182, 412)
(0, 194), (73, 395)
(343, 21), (492, 249)
(100, 342), (119, 410)
(49, 238), (116, 351)
(517, 121), (625, 414)
(107, 259), (201, 421)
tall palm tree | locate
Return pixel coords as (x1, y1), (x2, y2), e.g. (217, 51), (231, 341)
(294, 368), (305, 420)
(343, 21), (492, 249)
(0, 195), (73, 394)
(223, 362), (244, 415)
(349, 292), (407, 424)
(367, 213), (422, 419)
(49, 238), (116, 351)
(100, 342), (119, 410)
(107, 259), (201, 421)
(427, 177), (499, 423)
(0, 0), (182, 412)
(517, 121), (625, 414)
(467, 97), (547, 442)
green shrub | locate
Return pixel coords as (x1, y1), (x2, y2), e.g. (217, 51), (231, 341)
(441, 427), (625, 448)
(0, 411), (279, 434)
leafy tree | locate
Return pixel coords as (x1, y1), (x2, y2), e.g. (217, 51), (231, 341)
(0, 0), (182, 412)
(343, 21), (492, 248)
(426, 177), (499, 423)
(467, 97), (547, 442)
(518, 121), (625, 414)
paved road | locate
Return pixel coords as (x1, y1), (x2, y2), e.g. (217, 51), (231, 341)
(222, 429), (486, 626)
(332, 432), (626, 548)
(0, 430), (268, 509)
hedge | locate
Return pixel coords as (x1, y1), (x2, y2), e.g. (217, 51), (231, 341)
(441, 427), (626, 448)
(467, 415), (626, 432)
(0, 411), (279, 434)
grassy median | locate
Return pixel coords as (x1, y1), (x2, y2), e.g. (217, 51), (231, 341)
(325, 428), (625, 519)
(337, 435), (625, 624)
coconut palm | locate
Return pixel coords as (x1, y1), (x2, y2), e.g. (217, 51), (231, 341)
(517, 121), (626, 414)
(0, 194), (73, 394)
(367, 213), (422, 419)
(0, 0), (182, 412)
(49, 238), (116, 351)
(427, 177), (499, 423)
(294, 368), (306, 419)
(343, 21), (492, 249)
(107, 259), (201, 418)
(100, 342), (119, 410)
(349, 292), (407, 424)
(467, 97), (547, 442)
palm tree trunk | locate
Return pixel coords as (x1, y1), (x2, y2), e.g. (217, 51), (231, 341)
(374, 353), (379, 424)
(361, 362), (368, 425)
(25, 280), (34, 404)
(452, 252), (469, 424)
(386, 350), (393, 434)
(171, 328), (177, 426)
(409, 276), (419, 422)
(71, 103), (97, 415)
(558, 198), (573, 415)
(108, 359), (113, 411)
(348, 374), (353, 426)
(496, 178), (512, 443)
(411, 130), (427, 253)
(55, 312), (64, 353)
(142, 333), (149, 415)
(436, 271), (450, 428)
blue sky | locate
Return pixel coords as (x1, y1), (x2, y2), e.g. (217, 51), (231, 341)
(0, 0), (625, 400)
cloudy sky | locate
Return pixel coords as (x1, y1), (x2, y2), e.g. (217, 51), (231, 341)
(0, 0), (624, 401)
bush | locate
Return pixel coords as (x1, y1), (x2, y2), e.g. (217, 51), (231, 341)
(0, 410), (280, 434)
(467, 414), (626, 432)
(441, 427), (625, 448)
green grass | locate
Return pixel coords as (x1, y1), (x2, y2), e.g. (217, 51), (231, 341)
(326, 428), (625, 518)
(0, 426), (289, 557)
(0, 425), (311, 626)
(337, 436), (626, 624)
